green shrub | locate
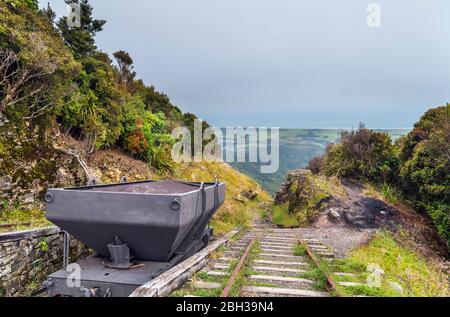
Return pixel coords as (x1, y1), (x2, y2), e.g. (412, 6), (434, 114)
(306, 156), (323, 174)
(320, 124), (399, 182)
(1, 1), (80, 125)
(122, 96), (175, 172)
(5, 0), (38, 11)
(60, 53), (123, 151)
(424, 203), (449, 244)
(148, 145), (175, 173)
(310, 111), (449, 245)
(271, 204), (300, 228)
(399, 105), (450, 244)
(293, 243), (307, 256)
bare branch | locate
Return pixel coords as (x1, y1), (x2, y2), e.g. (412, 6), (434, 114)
(23, 102), (54, 120)
(0, 47), (61, 120)
(6, 86), (44, 107)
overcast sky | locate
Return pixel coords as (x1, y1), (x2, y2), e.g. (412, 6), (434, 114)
(40, 0), (450, 128)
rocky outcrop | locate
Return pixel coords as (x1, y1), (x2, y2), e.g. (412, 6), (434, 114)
(273, 169), (331, 225)
(241, 189), (258, 200)
(274, 169), (311, 205)
(275, 169), (329, 211)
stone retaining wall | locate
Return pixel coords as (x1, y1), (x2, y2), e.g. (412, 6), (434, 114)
(0, 227), (89, 296)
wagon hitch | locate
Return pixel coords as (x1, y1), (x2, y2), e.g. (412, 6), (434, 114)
(106, 236), (133, 269)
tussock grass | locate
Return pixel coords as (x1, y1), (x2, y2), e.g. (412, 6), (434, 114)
(271, 204), (300, 228)
(175, 161), (271, 235)
(299, 267), (329, 292)
(311, 175), (347, 199)
(0, 202), (50, 233)
(380, 183), (402, 204)
(293, 243), (307, 256)
(363, 183), (402, 204)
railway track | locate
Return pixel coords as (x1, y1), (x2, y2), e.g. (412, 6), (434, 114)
(170, 225), (337, 298)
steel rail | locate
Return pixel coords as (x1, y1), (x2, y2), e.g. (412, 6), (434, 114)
(305, 243), (339, 293)
(220, 238), (256, 297)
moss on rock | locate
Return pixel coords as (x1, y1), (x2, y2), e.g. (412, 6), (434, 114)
(272, 169), (345, 227)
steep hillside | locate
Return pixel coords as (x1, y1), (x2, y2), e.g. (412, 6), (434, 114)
(1, 133), (271, 234)
(0, 3), (197, 200)
(265, 108), (450, 296)
(308, 106), (450, 246)
(269, 169), (449, 296)
(174, 162), (271, 234)
(0, 1), (271, 234)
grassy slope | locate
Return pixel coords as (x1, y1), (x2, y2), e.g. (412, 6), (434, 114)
(269, 173), (449, 297)
(172, 161), (272, 235)
(270, 172), (346, 228)
(1, 155), (271, 235)
(330, 232), (449, 297)
(0, 205), (48, 233)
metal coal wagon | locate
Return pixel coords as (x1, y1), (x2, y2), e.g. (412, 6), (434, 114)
(42, 179), (225, 297)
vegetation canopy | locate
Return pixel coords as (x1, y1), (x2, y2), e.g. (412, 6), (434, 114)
(307, 106), (450, 245)
(0, 0), (211, 174)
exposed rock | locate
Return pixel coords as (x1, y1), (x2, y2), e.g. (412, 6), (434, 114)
(389, 282), (404, 295)
(0, 175), (12, 191)
(22, 193), (35, 205)
(274, 170), (311, 205)
(55, 167), (72, 186)
(275, 170), (313, 206)
(273, 169), (331, 226)
(241, 189), (258, 200)
(328, 208), (341, 221)
(0, 131), (154, 208)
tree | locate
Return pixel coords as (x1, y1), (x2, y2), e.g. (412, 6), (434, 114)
(5, 0), (38, 11)
(56, 0), (106, 59)
(60, 52), (123, 152)
(40, 2), (57, 26)
(320, 124), (398, 182)
(399, 105), (450, 244)
(0, 48), (58, 124)
(0, 1), (80, 126)
(113, 50), (136, 85)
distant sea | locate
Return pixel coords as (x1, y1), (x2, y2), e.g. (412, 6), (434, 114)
(224, 129), (410, 195)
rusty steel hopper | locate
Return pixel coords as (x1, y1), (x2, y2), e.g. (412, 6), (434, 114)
(45, 180), (226, 263)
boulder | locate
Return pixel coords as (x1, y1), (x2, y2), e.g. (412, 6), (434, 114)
(241, 189), (258, 200)
(0, 175), (13, 191)
(328, 208), (341, 221)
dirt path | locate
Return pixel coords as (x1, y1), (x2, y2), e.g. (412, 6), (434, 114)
(297, 182), (385, 257)
(303, 181), (449, 261)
